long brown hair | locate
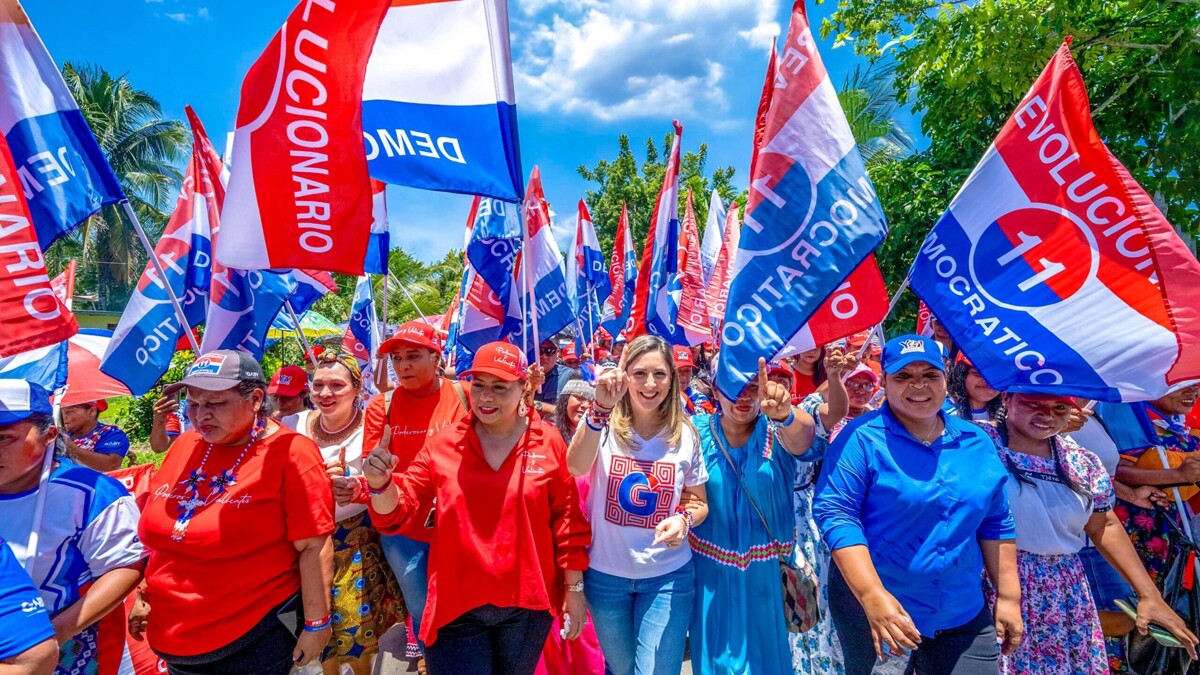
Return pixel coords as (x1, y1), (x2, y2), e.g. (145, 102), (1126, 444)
(609, 335), (691, 451)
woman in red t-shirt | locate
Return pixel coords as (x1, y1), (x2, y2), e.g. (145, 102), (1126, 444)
(133, 350), (335, 675)
(363, 342), (591, 675)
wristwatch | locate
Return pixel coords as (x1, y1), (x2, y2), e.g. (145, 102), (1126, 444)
(564, 580), (585, 593)
(534, 401), (544, 412)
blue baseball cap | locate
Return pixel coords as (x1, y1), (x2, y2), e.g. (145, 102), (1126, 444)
(881, 335), (946, 374)
(0, 380), (53, 426)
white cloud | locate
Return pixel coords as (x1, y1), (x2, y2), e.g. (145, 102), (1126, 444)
(165, 12), (188, 22)
(514, 0), (780, 121)
(197, 7), (210, 19)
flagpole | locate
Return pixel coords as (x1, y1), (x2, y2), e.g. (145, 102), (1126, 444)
(857, 275), (911, 359)
(121, 201), (201, 355)
(388, 273), (430, 324)
(285, 300), (319, 368)
(522, 215), (540, 357)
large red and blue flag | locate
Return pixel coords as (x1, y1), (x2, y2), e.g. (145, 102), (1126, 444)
(101, 107), (220, 395)
(910, 40), (1200, 401)
(676, 190), (711, 346)
(342, 275), (380, 383)
(714, 2), (889, 399)
(629, 122), (685, 344)
(364, 180), (391, 275)
(0, 1), (124, 248)
(600, 202), (637, 339)
(506, 167), (572, 361)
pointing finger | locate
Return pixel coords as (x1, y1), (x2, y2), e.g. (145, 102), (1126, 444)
(378, 424), (391, 450)
(757, 357), (769, 400)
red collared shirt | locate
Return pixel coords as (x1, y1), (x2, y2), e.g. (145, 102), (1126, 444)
(370, 417), (591, 645)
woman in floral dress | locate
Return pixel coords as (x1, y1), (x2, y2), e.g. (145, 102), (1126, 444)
(982, 393), (1195, 673)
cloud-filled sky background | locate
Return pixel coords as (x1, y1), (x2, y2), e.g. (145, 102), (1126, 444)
(27, 0), (917, 261)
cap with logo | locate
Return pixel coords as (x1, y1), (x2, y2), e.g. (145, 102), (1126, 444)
(768, 360), (794, 381)
(164, 350), (267, 396)
(560, 342), (579, 364)
(269, 365), (310, 397)
(379, 320), (443, 354)
(464, 342), (528, 382)
(881, 335), (946, 374)
(0, 380), (52, 426)
(672, 345), (694, 370)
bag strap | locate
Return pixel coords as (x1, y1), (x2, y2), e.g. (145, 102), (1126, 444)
(709, 416), (780, 545)
(451, 380), (469, 410)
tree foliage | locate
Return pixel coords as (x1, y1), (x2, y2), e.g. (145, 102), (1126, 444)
(312, 248), (464, 328)
(821, 0), (1200, 233)
(577, 134), (738, 254)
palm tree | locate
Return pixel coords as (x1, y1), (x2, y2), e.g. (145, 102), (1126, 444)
(47, 62), (188, 310)
(838, 61), (916, 167)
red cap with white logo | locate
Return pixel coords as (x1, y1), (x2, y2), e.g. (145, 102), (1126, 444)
(672, 345), (694, 369)
(379, 320), (442, 354)
(464, 342), (528, 382)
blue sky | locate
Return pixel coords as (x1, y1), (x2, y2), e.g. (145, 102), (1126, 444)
(26, 0), (916, 262)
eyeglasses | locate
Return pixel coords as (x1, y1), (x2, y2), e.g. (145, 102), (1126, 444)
(540, 346), (559, 356)
(845, 380), (876, 391)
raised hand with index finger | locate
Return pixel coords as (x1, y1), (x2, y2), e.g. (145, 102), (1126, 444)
(594, 351), (630, 411)
(757, 357), (793, 423)
(362, 423), (399, 490)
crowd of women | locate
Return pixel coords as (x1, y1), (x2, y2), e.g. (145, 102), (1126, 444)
(3, 317), (1200, 675)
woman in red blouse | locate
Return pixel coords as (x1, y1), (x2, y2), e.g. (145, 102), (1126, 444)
(363, 341), (591, 675)
(134, 350), (335, 675)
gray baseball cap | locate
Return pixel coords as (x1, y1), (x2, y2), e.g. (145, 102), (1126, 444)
(163, 350), (266, 396)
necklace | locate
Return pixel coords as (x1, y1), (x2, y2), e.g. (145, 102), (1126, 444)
(171, 419), (264, 542)
(311, 408), (361, 446)
(910, 419), (943, 446)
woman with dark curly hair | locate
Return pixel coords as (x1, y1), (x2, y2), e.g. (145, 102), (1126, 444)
(947, 353), (1001, 422)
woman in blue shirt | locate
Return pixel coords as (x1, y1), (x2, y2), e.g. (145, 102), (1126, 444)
(813, 335), (1022, 675)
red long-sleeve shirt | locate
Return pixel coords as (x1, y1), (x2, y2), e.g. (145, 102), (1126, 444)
(370, 417), (591, 645)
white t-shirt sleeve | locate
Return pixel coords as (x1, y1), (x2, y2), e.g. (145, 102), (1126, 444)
(79, 494), (145, 577)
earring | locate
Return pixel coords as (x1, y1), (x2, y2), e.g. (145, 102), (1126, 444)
(518, 401), (529, 417)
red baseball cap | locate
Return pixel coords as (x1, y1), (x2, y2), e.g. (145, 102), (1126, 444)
(464, 342), (528, 382)
(379, 320), (442, 354)
(304, 346), (325, 361)
(269, 365), (309, 397)
(561, 342), (580, 364)
(595, 348), (610, 360)
(673, 345), (694, 370)
(768, 360), (794, 381)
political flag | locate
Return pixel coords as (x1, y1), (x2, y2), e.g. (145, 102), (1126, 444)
(676, 190), (711, 346)
(629, 122), (684, 344)
(600, 202), (636, 339)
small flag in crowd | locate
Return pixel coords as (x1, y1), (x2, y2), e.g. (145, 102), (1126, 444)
(217, 0), (391, 274)
(50, 259), (76, 311)
(567, 200), (612, 355)
(714, 2), (888, 400)
(363, 0), (524, 203)
(629, 121), (685, 344)
(506, 167), (572, 361)
(705, 204), (741, 334)
(910, 39), (1200, 402)
(600, 202), (637, 340)
(0, 0), (124, 248)
(102, 107), (220, 395)
(364, 180), (391, 275)
(342, 276), (381, 384)
(676, 190), (711, 347)
(288, 269), (339, 317)
(916, 300), (935, 337)
(453, 196), (521, 371)
(698, 190), (727, 288)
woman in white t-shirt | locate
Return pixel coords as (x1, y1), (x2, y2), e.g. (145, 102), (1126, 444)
(296, 351), (401, 675)
(566, 335), (709, 675)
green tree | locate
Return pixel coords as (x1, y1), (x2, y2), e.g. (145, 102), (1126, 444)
(838, 61), (916, 167)
(44, 63), (189, 310)
(820, 0), (1200, 232)
(577, 133), (738, 254)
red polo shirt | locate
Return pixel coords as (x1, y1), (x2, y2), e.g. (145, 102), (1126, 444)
(139, 428), (335, 656)
(370, 418), (591, 645)
(363, 379), (469, 542)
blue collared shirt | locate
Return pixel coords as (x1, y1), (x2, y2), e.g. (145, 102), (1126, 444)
(813, 404), (1015, 636)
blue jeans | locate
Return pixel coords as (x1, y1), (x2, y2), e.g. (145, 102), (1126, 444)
(584, 561), (695, 675)
(380, 533), (430, 652)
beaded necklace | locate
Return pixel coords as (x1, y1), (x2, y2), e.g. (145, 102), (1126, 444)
(171, 418), (265, 542)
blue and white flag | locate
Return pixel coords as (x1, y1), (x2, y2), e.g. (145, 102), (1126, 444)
(600, 203), (637, 339)
(363, 0), (523, 202)
(466, 195), (522, 308)
(101, 107), (218, 395)
(0, 340), (66, 392)
(714, 3), (888, 399)
(200, 268), (294, 360)
(567, 200), (612, 355)
(0, 1), (124, 248)
(342, 275), (380, 384)
(505, 167), (572, 362)
(289, 269), (338, 317)
(364, 180), (391, 275)
(698, 189), (727, 288)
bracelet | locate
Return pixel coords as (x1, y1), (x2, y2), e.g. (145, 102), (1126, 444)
(584, 415), (604, 432)
(771, 408), (796, 428)
(304, 615), (332, 632)
(673, 506), (695, 536)
(368, 477), (393, 495)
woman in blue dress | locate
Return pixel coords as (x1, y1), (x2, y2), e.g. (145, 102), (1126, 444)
(689, 358), (819, 674)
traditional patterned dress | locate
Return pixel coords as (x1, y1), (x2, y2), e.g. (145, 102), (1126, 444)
(689, 413), (806, 674)
(980, 424), (1113, 675)
(1113, 407), (1200, 583)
